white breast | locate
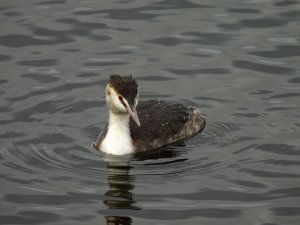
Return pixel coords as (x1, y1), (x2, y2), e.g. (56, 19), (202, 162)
(100, 113), (135, 155)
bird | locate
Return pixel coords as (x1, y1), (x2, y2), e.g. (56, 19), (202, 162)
(93, 74), (206, 155)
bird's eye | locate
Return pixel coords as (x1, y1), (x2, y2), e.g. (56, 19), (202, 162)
(118, 95), (126, 105)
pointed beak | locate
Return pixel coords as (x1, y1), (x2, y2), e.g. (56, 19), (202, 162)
(125, 105), (140, 127)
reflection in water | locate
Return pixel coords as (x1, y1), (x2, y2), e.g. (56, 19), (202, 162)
(103, 155), (139, 225)
(102, 148), (184, 225)
(105, 216), (132, 225)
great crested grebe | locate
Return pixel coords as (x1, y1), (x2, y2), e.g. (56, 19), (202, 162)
(93, 75), (206, 155)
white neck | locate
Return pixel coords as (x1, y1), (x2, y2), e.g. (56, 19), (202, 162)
(100, 111), (135, 155)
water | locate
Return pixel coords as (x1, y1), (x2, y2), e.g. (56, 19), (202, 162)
(1, 0), (300, 224)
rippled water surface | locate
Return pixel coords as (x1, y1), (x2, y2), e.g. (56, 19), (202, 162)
(1, 0), (300, 224)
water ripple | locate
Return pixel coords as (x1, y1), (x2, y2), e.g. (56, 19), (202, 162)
(21, 73), (60, 83)
(166, 68), (231, 76)
(0, 34), (73, 47)
(232, 59), (294, 74)
(0, 211), (62, 224)
(7, 79), (104, 103)
(18, 59), (58, 66)
(249, 45), (300, 58)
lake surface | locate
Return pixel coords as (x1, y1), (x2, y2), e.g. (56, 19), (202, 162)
(1, 0), (300, 224)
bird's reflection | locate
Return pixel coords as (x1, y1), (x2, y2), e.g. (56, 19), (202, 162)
(105, 215), (132, 225)
(104, 157), (140, 210)
(102, 147), (184, 225)
(103, 154), (139, 225)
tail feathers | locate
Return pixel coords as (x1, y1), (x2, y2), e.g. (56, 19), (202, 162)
(189, 106), (206, 135)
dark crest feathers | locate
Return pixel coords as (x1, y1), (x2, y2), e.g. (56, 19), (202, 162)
(109, 74), (138, 106)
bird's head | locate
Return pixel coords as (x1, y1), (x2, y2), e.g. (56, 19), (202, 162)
(106, 74), (140, 126)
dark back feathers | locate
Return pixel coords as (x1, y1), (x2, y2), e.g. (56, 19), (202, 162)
(129, 100), (205, 151)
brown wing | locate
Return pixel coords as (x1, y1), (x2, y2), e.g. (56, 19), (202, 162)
(130, 100), (205, 151)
